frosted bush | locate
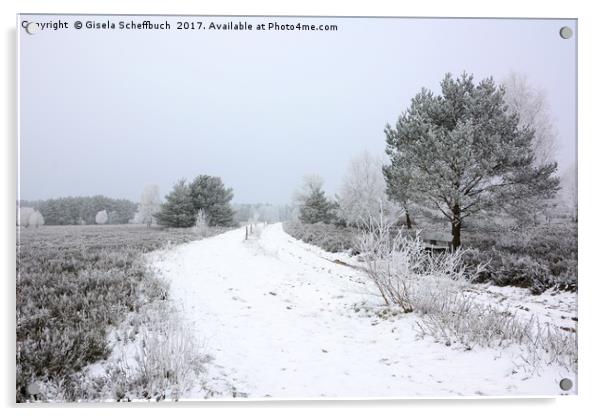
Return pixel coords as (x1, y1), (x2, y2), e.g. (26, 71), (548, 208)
(28, 211), (45, 228)
(96, 210), (108, 225)
(18, 207), (35, 226)
(18, 207), (45, 228)
(194, 210), (209, 235)
(355, 213), (576, 372)
(355, 213), (473, 312)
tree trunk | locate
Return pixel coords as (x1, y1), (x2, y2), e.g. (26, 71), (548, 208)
(451, 203), (461, 251)
(405, 211), (412, 229)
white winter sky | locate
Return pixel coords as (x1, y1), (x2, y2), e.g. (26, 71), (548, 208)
(19, 16), (576, 205)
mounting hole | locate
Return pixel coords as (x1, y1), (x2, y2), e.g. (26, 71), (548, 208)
(559, 378), (573, 391)
(559, 26), (573, 39)
(25, 22), (40, 35)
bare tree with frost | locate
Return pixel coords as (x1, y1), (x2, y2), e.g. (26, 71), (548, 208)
(338, 150), (400, 228)
(137, 185), (161, 227)
(502, 71), (558, 166)
(502, 72), (563, 224)
(18, 207), (44, 228)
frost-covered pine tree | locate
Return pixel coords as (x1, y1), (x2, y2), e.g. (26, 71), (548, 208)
(297, 175), (337, 224)
(338, 150), (400, 228)
(95, 210), (108, 225)
(155, 179), (197, 228)
(189, 175), (235, 226)
(385, 73), (559, 249)
(137, 184), (161, 227)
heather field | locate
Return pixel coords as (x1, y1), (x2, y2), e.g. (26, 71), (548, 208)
(16, 224), (226, 401)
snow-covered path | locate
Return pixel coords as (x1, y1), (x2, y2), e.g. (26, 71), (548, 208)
(149, 223), (574, 398)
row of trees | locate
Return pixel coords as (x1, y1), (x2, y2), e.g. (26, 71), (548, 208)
(17, 175), (236, 229)
(232, 203), (295, 224)
(19, 196), (138, 225)
(295, 72), (562, 250)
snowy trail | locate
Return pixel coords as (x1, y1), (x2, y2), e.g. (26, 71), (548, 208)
(149, 223), (574, 398)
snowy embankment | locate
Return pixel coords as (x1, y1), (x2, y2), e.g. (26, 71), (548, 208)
(148, 223), (576, 398)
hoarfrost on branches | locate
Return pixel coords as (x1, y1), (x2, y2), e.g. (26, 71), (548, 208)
(95, 210), (108, 225)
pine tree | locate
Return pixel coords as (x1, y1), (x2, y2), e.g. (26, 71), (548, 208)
(189, 175), (235, 226)
(384, 73), (559, 250)
(155, 180), (197, 228)
(299, 186), (336, 224)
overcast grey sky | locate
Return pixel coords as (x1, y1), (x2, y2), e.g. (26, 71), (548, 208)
(19, 16), (576, 204)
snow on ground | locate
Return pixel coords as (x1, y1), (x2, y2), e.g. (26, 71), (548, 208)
(148, 223), (576, 399)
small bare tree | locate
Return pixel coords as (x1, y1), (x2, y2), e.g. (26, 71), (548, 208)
(137, 185), (161, 227)
(194, 209), (209, 235)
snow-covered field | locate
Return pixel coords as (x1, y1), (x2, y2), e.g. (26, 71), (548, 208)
(148, 223), (577, 399)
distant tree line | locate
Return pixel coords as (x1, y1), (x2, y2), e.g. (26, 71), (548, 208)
(18, 175), (238, 229)
(19, 196), (137, 225)
(232, 203), (295, 225)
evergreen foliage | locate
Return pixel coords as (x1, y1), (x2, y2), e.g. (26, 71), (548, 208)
(384, 73), (559, 249)
(299, 186), (337, 224)
(19, 196), (137, 225)
(155, 180), (197, 228)
(189, 175), (235, 226)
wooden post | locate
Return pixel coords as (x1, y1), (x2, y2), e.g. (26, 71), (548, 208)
(245, 226), (248, 240)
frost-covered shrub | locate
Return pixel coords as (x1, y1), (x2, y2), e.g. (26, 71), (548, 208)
(194, 209), (209, 234)
(355, 217), (476, 312)
(18, 207), (35, 226)
(29, 211), (45, 228)
(108, 313), (208, 401)
(414, 293), (577, 371)
(414, 295), (528, 349)
(18, 207), (44, 228)
(462, 223), (577, 292)
(95, 210), (108, 225)
(355, 219), (577, 372)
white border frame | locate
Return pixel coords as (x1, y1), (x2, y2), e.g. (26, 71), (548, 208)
(3, 1), (599, 415)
